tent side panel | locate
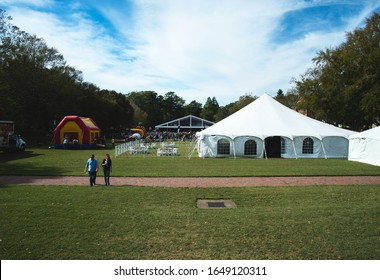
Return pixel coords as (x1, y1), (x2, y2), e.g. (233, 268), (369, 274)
(197, 135), (265, 158)
(233, 136), (264, 158)
(197, 135), (219, 157)
(281, 137), (296, 158)
(293, 137), (323, 158)
(323, 137), (349, 158)
(197, 135), (350, 159)
(349, 138), (380, 166)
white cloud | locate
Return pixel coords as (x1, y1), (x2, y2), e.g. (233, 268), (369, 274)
(115, 0), (296, 102)
(2, 0), (380, 105)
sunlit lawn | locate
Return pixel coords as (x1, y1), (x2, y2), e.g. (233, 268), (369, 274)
(0, 184), (379, 259)
(1, 144), (380, 177)
(0, 144), (379, 260)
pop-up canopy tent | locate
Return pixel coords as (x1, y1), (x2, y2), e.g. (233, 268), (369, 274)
(348, 126), (380, 166)
(54, 115), (101, 149)
(196, 94), (356, 158)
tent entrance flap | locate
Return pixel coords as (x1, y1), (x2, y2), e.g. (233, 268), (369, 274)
(264, 136), (281, 158)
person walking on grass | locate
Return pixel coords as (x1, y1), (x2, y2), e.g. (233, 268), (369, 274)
(84, 154), (98, 186)
(101, 153), (112, 185)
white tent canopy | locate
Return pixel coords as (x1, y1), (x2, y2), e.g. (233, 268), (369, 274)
(348, 126), (380, 166)
(196, 94), (356, 158)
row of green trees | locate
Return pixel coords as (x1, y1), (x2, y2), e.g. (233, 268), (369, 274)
(1, 10), (379, 138)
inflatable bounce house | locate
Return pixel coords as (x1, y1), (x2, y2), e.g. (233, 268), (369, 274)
(54, 116), (103, 149)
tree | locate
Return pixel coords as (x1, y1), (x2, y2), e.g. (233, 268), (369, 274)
(0, 10), (75, 133)
(161, 91), (185, 122)
(183, 100), (202, 117)
(294, 13), (380, 130)
(201, 97), (219, 122)
(127, 91), (164, 129)
(275, 89), (299, 110)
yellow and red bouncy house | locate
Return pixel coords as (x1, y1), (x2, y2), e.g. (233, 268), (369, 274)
(54, 116), (102, 149)
(130, 122), (146, 139)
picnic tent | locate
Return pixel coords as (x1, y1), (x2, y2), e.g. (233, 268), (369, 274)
(54, 115), (101, 149)
(155, 115), (214, 131)
(348, 126), (380, 166)
(196, 94), (356, 158)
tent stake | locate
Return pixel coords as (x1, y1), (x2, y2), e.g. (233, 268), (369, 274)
(232, 139), (236, 159)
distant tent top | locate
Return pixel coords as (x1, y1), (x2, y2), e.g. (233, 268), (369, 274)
(155, 115), (214, 131)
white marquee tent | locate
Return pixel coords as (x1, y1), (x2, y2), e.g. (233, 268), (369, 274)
(196, 94), (356, 158)
(348, 126), (380, 166)
(155, 115), (214, 131)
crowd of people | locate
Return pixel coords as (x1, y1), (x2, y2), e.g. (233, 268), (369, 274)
(124, 130), (197, 142)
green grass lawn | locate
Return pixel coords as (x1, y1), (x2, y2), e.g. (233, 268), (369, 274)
(0, 144), (379, 260)
(1, 144), (380, 177)
(0, 184), (379, 260)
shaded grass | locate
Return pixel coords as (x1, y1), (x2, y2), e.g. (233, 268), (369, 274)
(1, 146), (380, 177)
(0, 185), (379, 259)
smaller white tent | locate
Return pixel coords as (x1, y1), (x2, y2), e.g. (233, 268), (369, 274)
(349, 126), (380, 166)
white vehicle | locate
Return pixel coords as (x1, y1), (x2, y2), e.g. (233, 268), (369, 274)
(0, 121), (26, 152)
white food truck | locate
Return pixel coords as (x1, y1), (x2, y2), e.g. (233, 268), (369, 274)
(0, 121), (26, 152)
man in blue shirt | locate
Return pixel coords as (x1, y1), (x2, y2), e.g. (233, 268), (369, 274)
(84, 154), (98, 186)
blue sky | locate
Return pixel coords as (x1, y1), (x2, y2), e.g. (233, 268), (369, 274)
(1, 0), (379, 105)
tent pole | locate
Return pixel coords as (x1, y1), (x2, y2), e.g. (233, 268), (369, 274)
(321, 139), (328, 159)
(189, 136), (204, 159)
(292, 139), (298, 160)
(232, 139), (236, 159)
(263, 139), (267, 160)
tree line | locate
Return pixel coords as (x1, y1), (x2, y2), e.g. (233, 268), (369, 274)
(1, 10), (379, 139)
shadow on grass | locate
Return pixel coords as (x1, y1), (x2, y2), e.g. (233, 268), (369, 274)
(0, 151), (41, 163)
(0, 151), (65, 177)
(0, 174), (65, 185)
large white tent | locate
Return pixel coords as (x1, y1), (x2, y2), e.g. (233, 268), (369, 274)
(348, 126), (380, 166)
(196, 94), (356, 158)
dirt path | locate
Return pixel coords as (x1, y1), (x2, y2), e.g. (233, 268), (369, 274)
(1, 175), (380, 187)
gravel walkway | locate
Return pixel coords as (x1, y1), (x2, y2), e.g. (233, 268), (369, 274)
(1, 175), (380, 187)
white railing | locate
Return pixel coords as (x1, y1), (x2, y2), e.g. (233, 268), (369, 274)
(115, 140), (144, 157)
(115, 139), (197, 158)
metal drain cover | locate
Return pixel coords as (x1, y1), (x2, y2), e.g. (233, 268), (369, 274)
(197, 199), (236, 209)
(208, 202), (225, 208)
